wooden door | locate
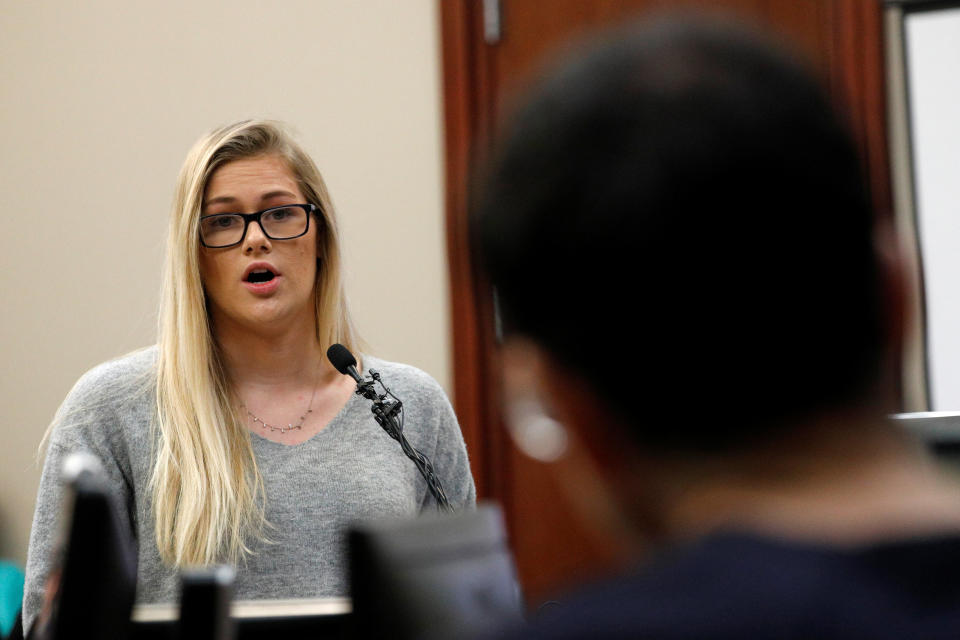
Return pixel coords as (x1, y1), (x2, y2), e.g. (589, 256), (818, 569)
(440, 0), (891, 606)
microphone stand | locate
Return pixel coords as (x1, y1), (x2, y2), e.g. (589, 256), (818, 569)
(355, 369), (452, 511)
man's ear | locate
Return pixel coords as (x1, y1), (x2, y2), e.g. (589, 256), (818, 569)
(501, 337), (625, 462)
(874, 216), (932, 414)
(500, 338), (656, 552)
(537, 349), (637, 473)
(874, 219), (911, 362)
(500, 338), (636, 488)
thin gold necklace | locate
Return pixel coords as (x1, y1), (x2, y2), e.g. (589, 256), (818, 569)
(244, 367), (321, 435)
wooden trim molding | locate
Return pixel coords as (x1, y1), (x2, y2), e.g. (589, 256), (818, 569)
(829, 0), (894, 220)
(439, 0), (510, 506)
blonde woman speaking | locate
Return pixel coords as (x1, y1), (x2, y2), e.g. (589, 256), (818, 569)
(22, 120), (475, 634)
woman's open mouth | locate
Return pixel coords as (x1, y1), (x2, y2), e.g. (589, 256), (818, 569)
(246, 268), (276, 284)
(243, 264), (281, 294)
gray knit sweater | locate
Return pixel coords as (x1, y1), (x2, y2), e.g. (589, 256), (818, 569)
(22, 347), (475, 633)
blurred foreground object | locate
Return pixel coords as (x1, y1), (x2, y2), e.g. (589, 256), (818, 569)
(34, 453), (136, 640)
(440, 0), (893, 604)
(349, 503), (522, 639)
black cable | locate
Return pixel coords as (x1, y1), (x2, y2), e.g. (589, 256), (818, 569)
(368, 370), (452, 511)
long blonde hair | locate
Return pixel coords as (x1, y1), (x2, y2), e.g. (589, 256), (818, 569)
(153, 119), (359, 566)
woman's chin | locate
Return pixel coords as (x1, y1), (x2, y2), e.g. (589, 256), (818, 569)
(210, 301), (313, 338)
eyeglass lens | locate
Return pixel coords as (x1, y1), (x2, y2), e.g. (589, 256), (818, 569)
(201, 206), (309, 248)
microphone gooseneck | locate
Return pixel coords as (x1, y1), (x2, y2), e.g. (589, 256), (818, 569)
(326, 343), (452, 511)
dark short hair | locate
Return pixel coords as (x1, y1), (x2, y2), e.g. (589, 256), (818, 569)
(472, 18), (883, 451)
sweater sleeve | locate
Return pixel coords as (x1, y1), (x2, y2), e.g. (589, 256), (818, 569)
(22, 363), (138, 636)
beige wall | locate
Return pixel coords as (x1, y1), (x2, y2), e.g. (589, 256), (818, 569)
(0, 1), (450, 563)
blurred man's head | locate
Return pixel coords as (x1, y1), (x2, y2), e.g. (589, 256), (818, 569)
(474, 17), (894, 456)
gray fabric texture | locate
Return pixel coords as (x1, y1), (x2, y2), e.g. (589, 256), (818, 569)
(22, 346), (475, 633)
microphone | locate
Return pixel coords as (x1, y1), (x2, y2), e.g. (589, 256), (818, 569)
(327, 343), (363, 384)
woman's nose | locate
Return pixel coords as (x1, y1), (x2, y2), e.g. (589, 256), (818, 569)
(243, 219), (272, 254)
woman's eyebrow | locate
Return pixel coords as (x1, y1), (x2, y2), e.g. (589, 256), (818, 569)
(259, 190), (298, 202)
(203, 190), (298, 209)
(203, 195), (238, 208)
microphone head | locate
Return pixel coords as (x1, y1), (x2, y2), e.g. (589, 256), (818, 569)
(327, 343), (358, 375)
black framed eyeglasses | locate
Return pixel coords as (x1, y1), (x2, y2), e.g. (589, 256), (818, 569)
(199, 204), (318, 248)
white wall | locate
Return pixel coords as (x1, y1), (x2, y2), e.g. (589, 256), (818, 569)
(903, 7), (960, 410)
(0, 1), (450, 563)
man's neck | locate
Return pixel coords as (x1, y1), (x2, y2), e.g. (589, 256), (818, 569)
(636, 411), (960, 547)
